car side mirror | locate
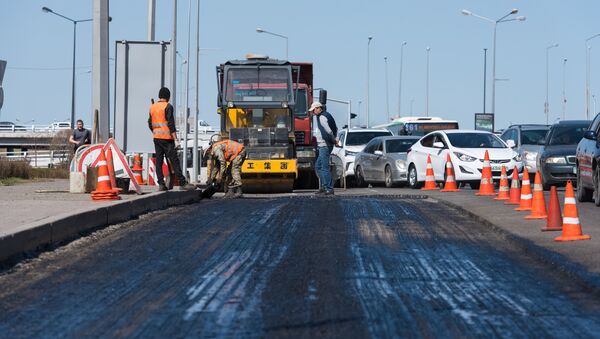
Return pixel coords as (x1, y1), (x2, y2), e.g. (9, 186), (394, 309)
(374, 150), (383, 156)
(506, 139), (516, 148)
(583, 130), (597, 140)
(433, 141), (445, 149)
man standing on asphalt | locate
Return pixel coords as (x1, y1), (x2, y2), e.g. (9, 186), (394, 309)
(148, 87), (195, 191)
(68, 119), (91, 153)
(310, 101), (338, 195)
(207, 135), (246, 198)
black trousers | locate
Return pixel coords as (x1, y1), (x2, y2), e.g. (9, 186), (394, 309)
(153, 138), (186, 185)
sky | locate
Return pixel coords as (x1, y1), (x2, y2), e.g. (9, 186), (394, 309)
(1, 0), (600, 131)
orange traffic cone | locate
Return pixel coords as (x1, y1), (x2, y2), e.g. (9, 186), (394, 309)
(495, 165), (510, 200)
(91, 149), (121, 201)
(132, 153), (144, 185)
(421, 155), (438, 190)
(505, 166), (521, 205)
(515, 168), (533, 211)
(542, 186), (563, 231)
(555, 181), (590, 242)
(525, 171), (548, 219)
(476, 150), (495, 196)
(105, 146), (120, 192)
(441, 154), (460, 192)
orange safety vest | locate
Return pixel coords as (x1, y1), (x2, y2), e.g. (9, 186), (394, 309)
(150, 101), (173, 140)
(214, 140), (244, 162)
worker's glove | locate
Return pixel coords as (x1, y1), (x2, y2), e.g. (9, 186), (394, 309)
(174, 139), (181, 149)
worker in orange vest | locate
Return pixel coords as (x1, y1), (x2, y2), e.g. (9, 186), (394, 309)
(148, 87), (195, 191)
(207, 135), (246, 198)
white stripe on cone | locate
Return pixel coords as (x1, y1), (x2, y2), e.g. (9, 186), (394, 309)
(98, 175), (110, 181)
(522, 180), (530, 185)
(563, 217), (580, 224)
(97, 161), (107, 167)
(565, 197), (576, 204)
(533, 184), (543, 190)
(520, 194), (532, 199)
(447, 176), (455, 181)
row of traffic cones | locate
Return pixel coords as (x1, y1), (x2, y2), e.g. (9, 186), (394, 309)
(91, 148), (121, 201)
(422, 151), (590, 242)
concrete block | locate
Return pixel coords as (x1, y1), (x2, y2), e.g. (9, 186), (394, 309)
(51, 208), (107, 245)
(105, 201), (135, 225)
(0, 223), (52, 262)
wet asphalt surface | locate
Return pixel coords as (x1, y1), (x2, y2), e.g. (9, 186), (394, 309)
(2, 195), (600, 338)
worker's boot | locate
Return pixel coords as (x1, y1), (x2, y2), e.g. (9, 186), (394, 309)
(158, 183), (169, 192)
(223, 187), (235, 199)
(233, 186), (243, 199)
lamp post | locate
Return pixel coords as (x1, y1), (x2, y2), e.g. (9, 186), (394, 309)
(483, 48), (487, 113)
(384, 56), (390, 122)
(398, 41), (407, 118)
(42, 7), (93, 129)
(545, 43), (559, 125)
(358, 100), (362, 126)
(586, 34), (600, 120)
(367, 36), (373, 127)
(562, 58), (567, 120)
(256, 28), (288, 60)
(425, 47), (430, 117)
(462, 8), (525, 128)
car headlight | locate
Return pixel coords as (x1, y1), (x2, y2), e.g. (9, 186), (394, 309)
(524, 151), (537, 161)
(513, 154), (522, 162)
(545, 156), (567, 164)
(453, 152), (477, 162)
(396, 159), (406, 171)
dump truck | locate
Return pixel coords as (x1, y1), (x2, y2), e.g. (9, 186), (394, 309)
(215, 55), (317, 192)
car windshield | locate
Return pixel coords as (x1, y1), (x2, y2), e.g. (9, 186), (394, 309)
(521, 129), (548, 145)
(548, 125), (588, 145)
(346, 131), (392, 146)
(447, 133), (507, 148)
(386, 139), (419, 153)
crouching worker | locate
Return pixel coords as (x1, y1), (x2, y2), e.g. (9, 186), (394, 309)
(207, 136), (246, 198)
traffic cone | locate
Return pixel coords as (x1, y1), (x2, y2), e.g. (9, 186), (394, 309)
(505, 166), (521, 205)
(148, 157), (157, 186)
(440, 154), (460, 192)
(131, 153), (144, 185)
(476, 150), (495, 196)
(495, 165), (510, 200)
(515, 168), (533, 211)
(421, 155), (438, 190)
(91, 149), (121, 201)
(555, 181), (590, 242)
(105, 146), (120, 192)
(542, 186), (563, 231)
(525, 171), (548, 219)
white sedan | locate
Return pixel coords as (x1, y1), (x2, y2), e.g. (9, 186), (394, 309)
(406, 130), (523, 189)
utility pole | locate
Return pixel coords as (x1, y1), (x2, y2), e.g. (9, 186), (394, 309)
(147, 0), (155, 41)
(92, 0), (110, 141)
(483, 48), (487, 113)
(384, 56), (389, 122)
(398, 41), (407, 118)
(425, 47), (430, 117)
(562, 58), (567, 120)
(192, 0), (200, 183)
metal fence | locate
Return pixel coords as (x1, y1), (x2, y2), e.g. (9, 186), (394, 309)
(0, 125), (71, 133)
(0, 150), (70, 168)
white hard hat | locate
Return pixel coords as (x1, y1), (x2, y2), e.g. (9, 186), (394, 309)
(309, 101), (323, 111)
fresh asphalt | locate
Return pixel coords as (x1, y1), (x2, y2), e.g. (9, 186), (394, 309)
(2, 194), (600, 338)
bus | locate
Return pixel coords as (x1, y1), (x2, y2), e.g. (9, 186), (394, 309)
(373, 117), (459, 136)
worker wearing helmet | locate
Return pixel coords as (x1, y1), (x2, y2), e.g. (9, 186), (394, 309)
(207, 135), (246, 198)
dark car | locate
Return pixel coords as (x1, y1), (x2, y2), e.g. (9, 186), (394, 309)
(576, 113), (600, 205)
(500, 124), (550, 173)
(537, 120), (591, 189)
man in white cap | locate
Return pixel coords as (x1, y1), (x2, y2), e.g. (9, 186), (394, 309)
(309, 101), (338, 195)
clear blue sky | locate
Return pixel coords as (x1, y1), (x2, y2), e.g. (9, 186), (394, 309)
(1, 0), (599, 130)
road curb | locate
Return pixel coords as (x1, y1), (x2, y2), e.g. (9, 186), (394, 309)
(433, 195), (600, 296)
(0, 190), (202, 266)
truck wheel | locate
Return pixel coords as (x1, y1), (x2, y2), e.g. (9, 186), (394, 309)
(576, 166), (593, 202)
(408, 164), (421, 189)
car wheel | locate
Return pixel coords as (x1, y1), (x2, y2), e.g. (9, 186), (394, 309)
(408, 164), (421, 189)
(576, 166), (593, 202)
(355, 166), (367, 188)
(384, 165), (394, 188)
(595, 168), (600, 207)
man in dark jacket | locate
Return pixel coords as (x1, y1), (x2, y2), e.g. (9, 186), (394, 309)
(310, 101), (338, 195)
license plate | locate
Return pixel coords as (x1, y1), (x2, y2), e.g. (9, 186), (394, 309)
(491, 165), (502, 171)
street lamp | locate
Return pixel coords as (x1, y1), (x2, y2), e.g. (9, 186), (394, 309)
(398, 41), (407, 118)
(562, 58), (567, 120)
(42, 7), (93, 129)
(545, 43), (559, 125)
(384, 56), (390, 122)
(366, 36), (373, 127)
(585, 33), (600, 119)
(425, 47), (430, 117)
(256, 27), (288, 60)
(463, 8), (525, 129)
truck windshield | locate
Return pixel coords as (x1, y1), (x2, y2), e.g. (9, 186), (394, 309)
(293, 88), (308, 117)
(225, 67), (292, 103)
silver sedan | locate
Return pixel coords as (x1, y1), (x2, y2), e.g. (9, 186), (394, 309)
(354, 136), (420, 187)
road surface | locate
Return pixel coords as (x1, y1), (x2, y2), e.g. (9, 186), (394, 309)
(2, 195), (600, 338)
